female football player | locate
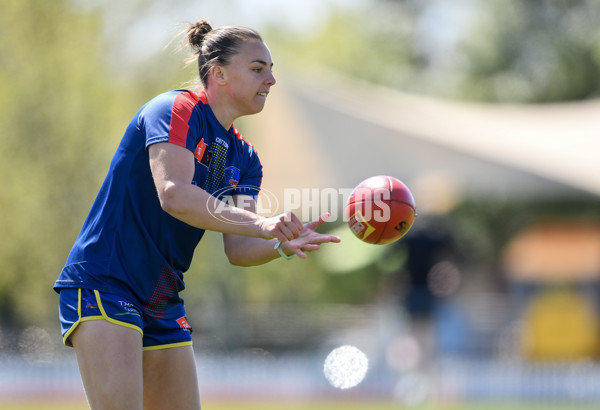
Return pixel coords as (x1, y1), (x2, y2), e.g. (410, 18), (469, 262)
(55, 20), (340, 409)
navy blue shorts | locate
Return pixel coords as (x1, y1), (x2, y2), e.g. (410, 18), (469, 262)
(58, 288), (192, 350)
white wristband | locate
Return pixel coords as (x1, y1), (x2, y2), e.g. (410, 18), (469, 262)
(274, 240), (295, 260)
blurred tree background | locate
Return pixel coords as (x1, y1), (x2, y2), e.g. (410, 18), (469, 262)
(1, 0), (600, 352)
(277, 0), (600, 103)
(0, 1), (126, 327)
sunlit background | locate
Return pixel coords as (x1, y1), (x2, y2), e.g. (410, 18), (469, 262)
(2, 0), (600, 409)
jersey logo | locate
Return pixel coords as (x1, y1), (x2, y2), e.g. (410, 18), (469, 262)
(194, 138), (212, 167)
(225, 166), (240, 187)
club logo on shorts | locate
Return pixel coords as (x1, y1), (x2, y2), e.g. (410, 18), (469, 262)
(117, 301), (141, 317)
(177, 316), (192, 332)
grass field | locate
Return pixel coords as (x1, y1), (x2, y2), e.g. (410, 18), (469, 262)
(2, 400), (600, 410)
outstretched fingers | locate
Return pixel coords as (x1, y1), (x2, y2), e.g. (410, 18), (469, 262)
(304, 212), (332, 232)
(293, 233), (339, 259)
(319, 234), (341, 244)
(292, 215), (341, 258)
(304, 213), (341, 244)
(271, 211), (341, 259)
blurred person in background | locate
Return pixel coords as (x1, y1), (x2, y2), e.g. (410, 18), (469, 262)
(54, 20), (340, 409)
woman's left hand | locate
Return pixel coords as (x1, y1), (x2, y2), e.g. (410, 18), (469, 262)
(280, 213), (341, 259)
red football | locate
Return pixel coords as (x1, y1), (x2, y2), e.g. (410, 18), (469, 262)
(345, 175), (416, 245)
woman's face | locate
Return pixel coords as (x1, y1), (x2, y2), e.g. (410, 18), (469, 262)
(223, 40), (276, 117)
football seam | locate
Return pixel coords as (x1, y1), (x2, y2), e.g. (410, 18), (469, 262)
(346, 199), (416, 211)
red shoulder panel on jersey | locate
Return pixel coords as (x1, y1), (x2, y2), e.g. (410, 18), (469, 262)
(196, 90), (208, 104)
(168, 91), (200, 147)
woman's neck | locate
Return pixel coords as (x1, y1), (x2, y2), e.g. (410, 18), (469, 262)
(202, 88), (235, 130)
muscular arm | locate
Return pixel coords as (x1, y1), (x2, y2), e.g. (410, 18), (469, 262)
(148, 142), (301, 241)
(222, 196), (281, 266)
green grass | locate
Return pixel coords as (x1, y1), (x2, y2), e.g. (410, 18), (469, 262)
(1, 400), (600, 410)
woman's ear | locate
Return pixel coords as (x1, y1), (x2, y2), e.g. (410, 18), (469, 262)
(209, 65), (228, 85)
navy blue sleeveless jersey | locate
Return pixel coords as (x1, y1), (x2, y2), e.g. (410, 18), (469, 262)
(54, 90), (263, 318)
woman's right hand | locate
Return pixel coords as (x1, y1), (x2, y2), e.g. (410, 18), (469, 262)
(258, 211), (303, 242)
